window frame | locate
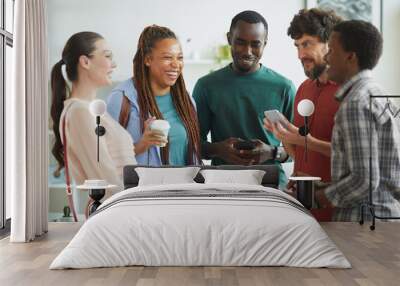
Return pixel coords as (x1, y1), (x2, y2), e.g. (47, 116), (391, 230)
(0, 0), (14, 233)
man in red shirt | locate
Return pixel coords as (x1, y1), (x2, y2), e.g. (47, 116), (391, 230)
(264, 9), (342, 220)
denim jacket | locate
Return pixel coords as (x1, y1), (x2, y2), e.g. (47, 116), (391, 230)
(107, 78), (199, 165)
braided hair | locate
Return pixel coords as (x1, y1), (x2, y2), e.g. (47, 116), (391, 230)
(133, 25), (201, 165)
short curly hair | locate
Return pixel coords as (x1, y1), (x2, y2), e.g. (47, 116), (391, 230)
(230, 10), (268, 35)
(333, 20), (383, 70)
(287, 8), (342, 42)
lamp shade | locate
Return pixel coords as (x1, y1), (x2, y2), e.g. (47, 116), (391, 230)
(297, 99), (315, 117)
(89, 99), (107, 117)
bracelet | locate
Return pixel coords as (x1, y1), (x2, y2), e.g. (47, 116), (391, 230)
(274, 146), (289, 163)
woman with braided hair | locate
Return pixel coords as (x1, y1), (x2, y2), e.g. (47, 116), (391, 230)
(107, 25), (201, 166)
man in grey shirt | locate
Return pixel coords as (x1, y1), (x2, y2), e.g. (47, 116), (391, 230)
(315, 20), (400, 221)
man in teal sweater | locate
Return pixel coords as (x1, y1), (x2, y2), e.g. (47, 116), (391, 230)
(193, 10), (296, 188)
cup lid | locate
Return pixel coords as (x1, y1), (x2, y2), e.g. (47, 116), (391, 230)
(150, 119), (170, 130)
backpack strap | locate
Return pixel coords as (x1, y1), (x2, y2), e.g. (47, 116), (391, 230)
(119, 91), (131, 129)
(61, 103), (78, 222)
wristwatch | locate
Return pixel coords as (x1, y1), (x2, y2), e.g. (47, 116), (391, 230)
(274, 146), (289, 162)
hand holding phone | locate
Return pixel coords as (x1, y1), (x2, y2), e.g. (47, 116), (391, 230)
(264, 110), (288, 129)
(233, 140), (257, 150)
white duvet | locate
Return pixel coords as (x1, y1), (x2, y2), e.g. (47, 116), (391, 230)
(50, 183), (351, 269)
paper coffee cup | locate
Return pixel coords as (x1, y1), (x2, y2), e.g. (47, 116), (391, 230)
(150, 119), (170, 147)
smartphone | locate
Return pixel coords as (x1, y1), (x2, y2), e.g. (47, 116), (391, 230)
(233, 141), (257, 150)
(264, 110), (288, 128)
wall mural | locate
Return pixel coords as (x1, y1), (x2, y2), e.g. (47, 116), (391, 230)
(306, 0), (382, 31)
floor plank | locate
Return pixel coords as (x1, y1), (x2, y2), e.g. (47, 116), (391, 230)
(0, 222), (399, 286)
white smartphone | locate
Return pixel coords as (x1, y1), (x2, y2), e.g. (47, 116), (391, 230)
(264, 110), (288, 129)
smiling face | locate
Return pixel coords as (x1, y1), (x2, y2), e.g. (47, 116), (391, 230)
(228, 20), (267, 74)
(294, 34), (328, 79)
(85, 39), (116, 86)
(145, 38), (183, 93)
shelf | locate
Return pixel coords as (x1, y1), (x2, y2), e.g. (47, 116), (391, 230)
(185, 59), (230, 65)
(48, 212), (84, 222)
(49, 183), (69, 189)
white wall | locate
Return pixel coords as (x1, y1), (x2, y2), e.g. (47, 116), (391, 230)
(47, 0), (306, 92)
(375, 0), (400, 96)
(47, 0), (400, 96)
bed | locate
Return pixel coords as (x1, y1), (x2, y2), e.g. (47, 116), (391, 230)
(50, 165), (350, 269)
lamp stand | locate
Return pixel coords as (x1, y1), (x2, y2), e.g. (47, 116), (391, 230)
(88, 188), (105, 215)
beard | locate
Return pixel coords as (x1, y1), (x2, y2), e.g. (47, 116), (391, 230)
(304, 62), (327, 80)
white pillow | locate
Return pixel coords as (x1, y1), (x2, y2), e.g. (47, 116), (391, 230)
(200, 169), (266, 185)
(136, 167), (201, 186)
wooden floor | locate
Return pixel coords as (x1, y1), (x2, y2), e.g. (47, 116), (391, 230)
(0, 222), (399, 286)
